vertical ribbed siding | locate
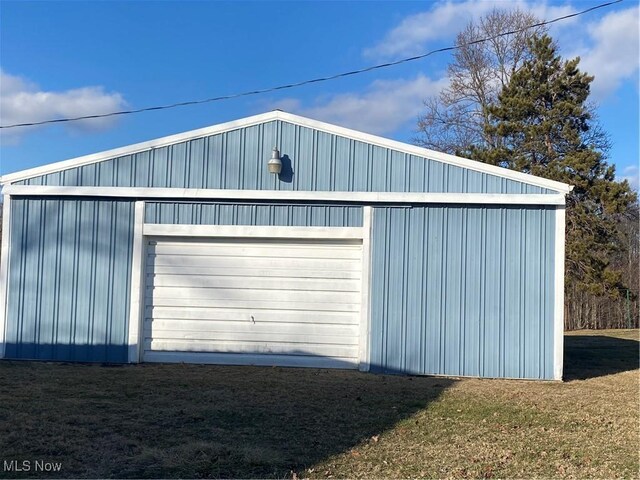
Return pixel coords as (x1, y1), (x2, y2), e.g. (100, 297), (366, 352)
(18, 121), (552, 194)
(144, 202), (363, 227)
(369, 205), (556, 379)
(5, 198), (134, 362)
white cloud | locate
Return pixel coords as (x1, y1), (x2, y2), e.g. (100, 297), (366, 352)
(0, 70), (127, 142)
(271, 74), (447, 136)
(571, 6), (640, 101)
(619, 165), (639, 191)
(364, 0), (577, 60)
(364, 0), (496, 59)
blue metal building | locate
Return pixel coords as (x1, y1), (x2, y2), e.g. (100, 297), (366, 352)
(0, 111), (570, 379)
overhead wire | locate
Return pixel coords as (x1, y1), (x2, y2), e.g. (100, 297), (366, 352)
(0, 0), (623, 129)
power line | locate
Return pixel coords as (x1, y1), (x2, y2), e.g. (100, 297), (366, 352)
(0, 0), (623, 130)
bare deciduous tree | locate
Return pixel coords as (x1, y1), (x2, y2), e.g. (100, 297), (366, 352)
(414, 9), (546, 156)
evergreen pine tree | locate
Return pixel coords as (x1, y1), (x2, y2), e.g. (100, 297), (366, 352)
(472, 35), (637, 299)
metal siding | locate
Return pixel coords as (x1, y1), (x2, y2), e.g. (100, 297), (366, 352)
(17, 120), (551, 194)
(144, 202), (363, 227)
(370, 205), (555, 379)
(4, 198), (133, 362)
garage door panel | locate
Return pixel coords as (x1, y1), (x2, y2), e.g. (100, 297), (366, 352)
(147, 265), (361, 279)
(150, 238), (361, 247)
(150, 244), (361, 259)
(145, 330), (359, 345)
(147, 274), (361, 292)
(143, 236), (363, 368)
(145, 320), (360, 337)
(146, 306), (359, 324)
(148, 297), (361, 312)
(147, 255), (360, 272)
(145, 339), (360, 358)
(146, 286), (360, 304)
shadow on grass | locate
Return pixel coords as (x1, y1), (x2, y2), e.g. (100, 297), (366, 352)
(0, 362), (453, 479)
(564, 334), (640, 381)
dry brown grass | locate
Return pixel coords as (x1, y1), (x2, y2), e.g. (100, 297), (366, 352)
(0, 329), (638, 479)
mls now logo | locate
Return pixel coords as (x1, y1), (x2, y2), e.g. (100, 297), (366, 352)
(3, 460), (62, 472)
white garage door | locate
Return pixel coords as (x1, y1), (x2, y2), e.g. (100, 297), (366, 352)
(143, 236), (363, 368)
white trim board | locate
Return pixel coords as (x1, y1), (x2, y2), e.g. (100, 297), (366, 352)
(358, 206), (373, 372)
(127, 201), (145, 363)
(0, 196), (11, 358)
(0, 110), (572, 194)
(553, 206), (566, 381)
(2, 185), (567, 206)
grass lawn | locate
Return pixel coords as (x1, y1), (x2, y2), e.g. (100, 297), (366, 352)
(0, 329), (638, 479)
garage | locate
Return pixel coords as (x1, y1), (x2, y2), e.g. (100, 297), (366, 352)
(0, 110), (570, 380)
(141, 228), (365, 368)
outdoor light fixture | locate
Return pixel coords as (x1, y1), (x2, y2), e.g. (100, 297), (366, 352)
(268, 147), (282, 174)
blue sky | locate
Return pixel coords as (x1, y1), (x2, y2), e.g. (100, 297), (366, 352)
(1, 0), (638, 188)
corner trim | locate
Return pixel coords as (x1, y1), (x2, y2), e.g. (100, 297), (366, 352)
(127, 201), (145, 363)
(0, 196), (11, 358)
(359, 206), (373, 372)
(553, 206), (566, 380)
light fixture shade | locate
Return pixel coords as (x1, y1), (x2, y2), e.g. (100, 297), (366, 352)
(268, 147), (282, 174)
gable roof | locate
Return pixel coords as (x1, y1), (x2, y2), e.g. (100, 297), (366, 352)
(0, 110), (571, 193)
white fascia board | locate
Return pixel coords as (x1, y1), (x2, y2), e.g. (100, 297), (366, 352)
(2, 185), (567, 206)
(0, 110), (572, 194)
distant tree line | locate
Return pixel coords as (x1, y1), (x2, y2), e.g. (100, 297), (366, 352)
(415, 9), (638, 329)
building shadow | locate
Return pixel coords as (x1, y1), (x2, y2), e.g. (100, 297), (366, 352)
(0, 359), (453, 478)
(563, 333), (639, 381)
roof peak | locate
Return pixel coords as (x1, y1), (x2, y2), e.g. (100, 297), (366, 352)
(1, 110), (571, 193)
